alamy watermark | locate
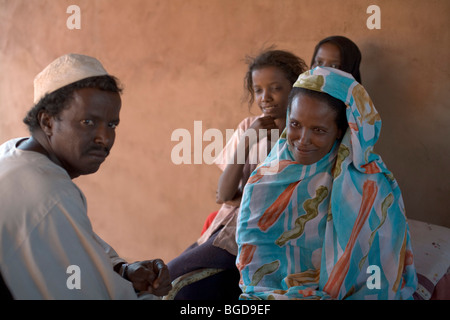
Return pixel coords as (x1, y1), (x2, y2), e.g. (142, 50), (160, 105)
(366, 5), (381, 30)
(170, 120), (280, 166)
(66, 265), (81, 290)
(366, 265), (381, 289)
(66, 5), (81, 30)
(65, 264), (381, 292)
(66, 4), (381, 31)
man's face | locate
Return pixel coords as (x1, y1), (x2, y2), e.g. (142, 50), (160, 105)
(48, 88), (121, 178)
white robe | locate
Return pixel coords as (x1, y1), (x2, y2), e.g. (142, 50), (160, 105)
(0, 138), (140, 299)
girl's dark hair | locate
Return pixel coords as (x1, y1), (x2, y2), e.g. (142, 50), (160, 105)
(310, 35), (362, 83)
(287, 87), (348, 135)
(23, 75), (122, 132)
(243, 49), (308, 107)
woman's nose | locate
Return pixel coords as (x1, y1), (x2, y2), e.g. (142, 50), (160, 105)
(298, 128), (311, 145)
(261, 90), (272, 102)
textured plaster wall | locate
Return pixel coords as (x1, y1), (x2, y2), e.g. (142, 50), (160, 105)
(0, 0), (449, 263)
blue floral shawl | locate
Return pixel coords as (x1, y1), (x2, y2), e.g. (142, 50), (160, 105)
(236, 67), (417, 300)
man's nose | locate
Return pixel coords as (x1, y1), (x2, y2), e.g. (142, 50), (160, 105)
(94, 123), (113, 148)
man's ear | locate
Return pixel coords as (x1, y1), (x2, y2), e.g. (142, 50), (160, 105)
(37, 111), (54, 137)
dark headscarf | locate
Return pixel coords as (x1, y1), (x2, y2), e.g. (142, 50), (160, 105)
(310, 36), (362, 83)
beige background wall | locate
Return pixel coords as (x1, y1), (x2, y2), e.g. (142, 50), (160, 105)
(1, 0), (449, 263)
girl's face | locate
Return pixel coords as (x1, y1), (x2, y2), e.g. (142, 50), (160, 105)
(287, 94), (341, 165)
(312, 42), (341, 69)
(251, 66), (292, 120)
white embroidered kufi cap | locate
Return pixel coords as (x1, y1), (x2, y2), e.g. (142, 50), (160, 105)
(33, 53), (109, 103)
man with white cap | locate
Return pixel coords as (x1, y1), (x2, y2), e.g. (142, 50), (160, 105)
(0, 54), (171, 299)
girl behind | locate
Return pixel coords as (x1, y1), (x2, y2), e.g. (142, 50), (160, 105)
(167, 49), (307, 300)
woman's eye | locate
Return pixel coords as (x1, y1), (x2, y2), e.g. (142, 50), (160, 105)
(81, 119), (94, 126)
(314, 128), (326, 134)
(109, 123), (119, 129)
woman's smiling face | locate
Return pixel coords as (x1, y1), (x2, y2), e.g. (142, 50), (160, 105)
(252, 66), (292, 120)
(287, 93), (341, 165)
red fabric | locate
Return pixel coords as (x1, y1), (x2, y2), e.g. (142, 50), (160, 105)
(201, 211), (219, 235)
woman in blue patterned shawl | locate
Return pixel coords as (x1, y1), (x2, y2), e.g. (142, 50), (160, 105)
(236, 67), (417, 300)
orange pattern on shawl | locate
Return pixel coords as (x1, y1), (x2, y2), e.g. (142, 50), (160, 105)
(323, 180), (378, 298)
(247, 160), (295, 185)
(257, 181), (301, 232)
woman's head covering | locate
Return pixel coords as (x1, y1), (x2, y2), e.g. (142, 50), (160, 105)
(236, 67), (417, 300)
(310, 36), (362, 83)
(293, 67), (383, 174)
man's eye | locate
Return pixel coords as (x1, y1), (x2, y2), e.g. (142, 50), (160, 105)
(109, 123), (119, 129)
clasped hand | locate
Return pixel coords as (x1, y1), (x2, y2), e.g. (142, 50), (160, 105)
(122, 259), (172, 296)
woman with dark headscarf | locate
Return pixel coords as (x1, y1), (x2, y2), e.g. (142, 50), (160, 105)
(311, 35), (362, 83)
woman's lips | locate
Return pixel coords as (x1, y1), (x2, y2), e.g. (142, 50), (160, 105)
(294, 146), (316, 155)
(262, 105), (278, 112)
